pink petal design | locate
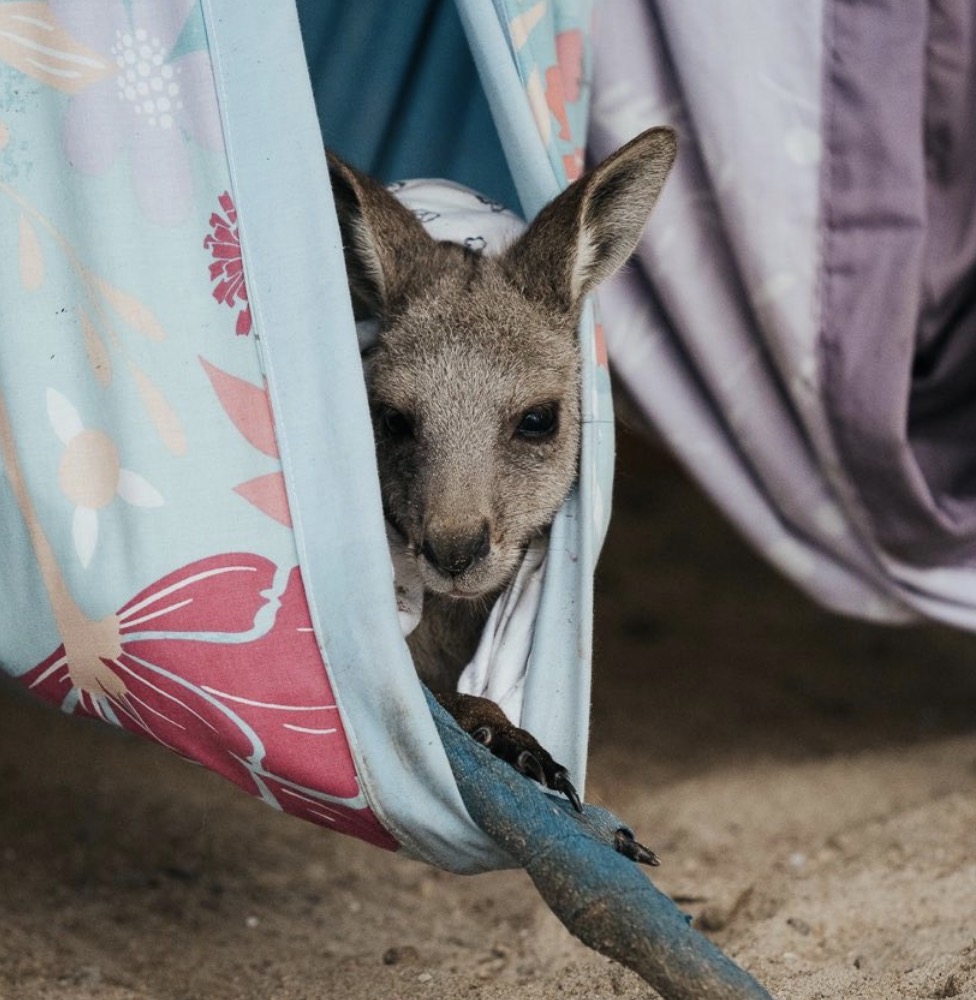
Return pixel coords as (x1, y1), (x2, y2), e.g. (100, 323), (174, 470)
(555, 29), (584, 104)
(119, 566), (357, 796)
(117, 552), (277, 634)
(235, 305), (252, 336)
(48, 0), (127, 53)
(255, 782), (394, 848)
(211, 267), (247, 308)
(17, 556), (397, 851)
(203, 191), (252, 336)
(234, 472), (292, 528)
(545, 64), (571, 142)
(594, 322), (609, 369)
(562, 148), (584, 182)
(200, 357), (279, 458)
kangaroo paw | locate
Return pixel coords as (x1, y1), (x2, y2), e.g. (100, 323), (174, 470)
(434, 691), (583, 812)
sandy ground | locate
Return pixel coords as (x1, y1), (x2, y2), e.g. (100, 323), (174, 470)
(3, 429), (976, 1000)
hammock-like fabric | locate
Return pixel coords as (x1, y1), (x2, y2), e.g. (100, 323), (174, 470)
(0, 0), (610, 872)
(589, 0), (976, 626)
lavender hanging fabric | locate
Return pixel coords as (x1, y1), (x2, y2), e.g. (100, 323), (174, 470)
(590, 1), (976, 628)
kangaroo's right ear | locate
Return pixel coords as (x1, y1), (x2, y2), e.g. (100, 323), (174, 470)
(503, 127), (677, 315)
(327, 151), (434, 318)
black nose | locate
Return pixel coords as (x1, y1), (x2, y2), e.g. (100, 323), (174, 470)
(421, 524), (491, 577)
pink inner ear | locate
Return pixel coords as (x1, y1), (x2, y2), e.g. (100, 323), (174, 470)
(200, 356), (279, 458)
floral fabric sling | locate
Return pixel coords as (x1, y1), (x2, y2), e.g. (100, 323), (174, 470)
(0, 0), (606, 873)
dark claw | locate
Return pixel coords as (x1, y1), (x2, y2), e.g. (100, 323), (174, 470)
(516, 750), (547, 786)
(552, 769), (583, 813)
(434, 692), (585, 812)
(614, 827), (660, 866)
(471, 725), (493, 746)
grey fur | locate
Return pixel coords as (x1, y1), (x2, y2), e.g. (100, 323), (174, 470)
(328, 127), (677, 694)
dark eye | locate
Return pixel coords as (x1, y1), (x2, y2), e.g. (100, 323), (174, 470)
(379, 405), (413, 439)
(515, 403), (558, 440)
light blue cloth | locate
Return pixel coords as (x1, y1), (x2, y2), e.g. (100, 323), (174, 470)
(0, 0), (609, 874)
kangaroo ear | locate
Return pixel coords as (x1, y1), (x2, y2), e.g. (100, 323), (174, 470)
(327, 150), (434, 318)
(503, 127), (677, 314)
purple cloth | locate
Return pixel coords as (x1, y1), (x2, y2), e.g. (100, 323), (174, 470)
(823, 1), (976, 569)
(591, 1), (976, 626)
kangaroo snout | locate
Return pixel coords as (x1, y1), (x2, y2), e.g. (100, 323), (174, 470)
(420, 522), (491, 580)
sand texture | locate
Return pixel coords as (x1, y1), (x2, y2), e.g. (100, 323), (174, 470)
(3, 431), (976, 1000)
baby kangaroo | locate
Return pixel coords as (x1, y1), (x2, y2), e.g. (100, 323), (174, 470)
(328, 127), (676, 821)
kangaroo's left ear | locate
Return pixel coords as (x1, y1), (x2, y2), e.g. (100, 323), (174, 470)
(502, 126), (677, 314)
(327, 149), (436, 320)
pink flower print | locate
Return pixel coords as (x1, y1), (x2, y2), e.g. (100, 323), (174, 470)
(555, 30), (584, 105)
(49, 0), (222, 226)
(562, 149), (585, 182)
(204, 191), (252, 336)
(20, 553), (397, 851)
(545, 65), (572, 142)
(545, 30), (585, 146)
(594, 322), (609, 370)
(199, 358), (292, 526)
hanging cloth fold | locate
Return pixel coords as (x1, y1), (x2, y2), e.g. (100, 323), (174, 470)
(589, 0), (976, 629)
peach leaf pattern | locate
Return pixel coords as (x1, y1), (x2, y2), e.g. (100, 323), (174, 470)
(79, 307), (112, 386)
(93, 275), (167, 342)
(1, 180), (182, 453)
(128, 361), (187, 456)
(0, 3), (110, 94)
(18, 212), (43, 290)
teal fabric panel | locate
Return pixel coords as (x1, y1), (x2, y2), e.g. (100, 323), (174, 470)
(296, 0), (519, 209)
